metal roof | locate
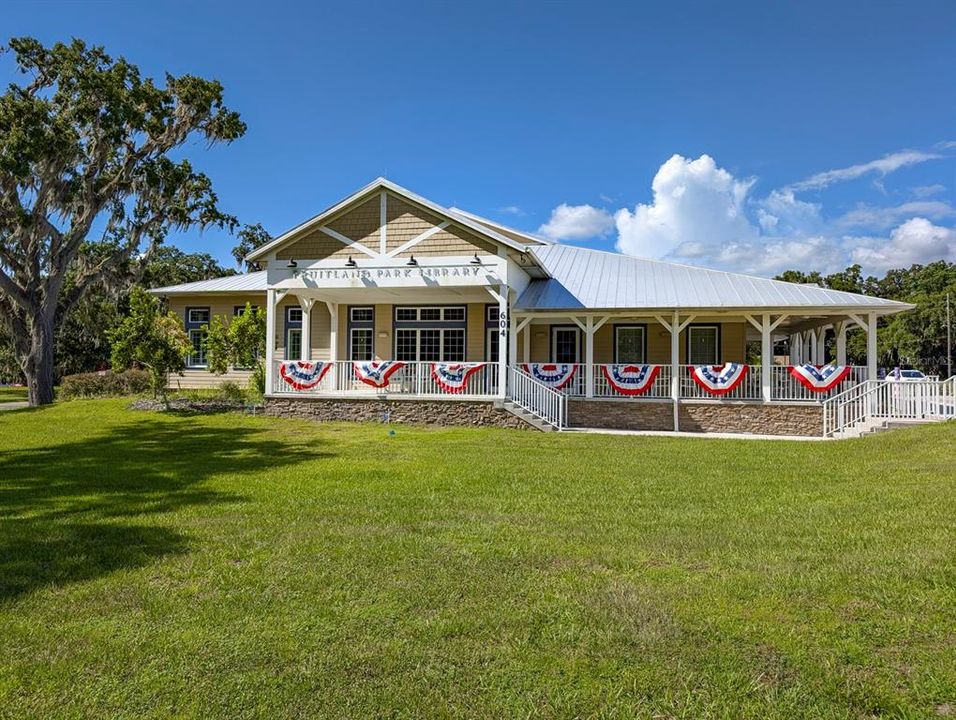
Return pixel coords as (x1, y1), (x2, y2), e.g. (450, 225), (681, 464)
(516, 244), (912, 312)
(149, 271), (267, 295)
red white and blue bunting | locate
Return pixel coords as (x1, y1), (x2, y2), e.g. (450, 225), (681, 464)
(279, 361), (332, 391)
(521, 363), (578, 390)
(689, 363), (748, 396)
(430, 362), (486, 393)
(353, 360), (405, 388)
(602, 364), (661, 396)
(789, 363), (851, 393)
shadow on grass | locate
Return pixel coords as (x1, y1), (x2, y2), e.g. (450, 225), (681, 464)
(0, 414), (330, 600)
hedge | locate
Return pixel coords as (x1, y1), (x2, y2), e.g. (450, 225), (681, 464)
(59, 369), (152, 399)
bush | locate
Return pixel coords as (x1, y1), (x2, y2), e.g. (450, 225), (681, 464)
(217, 381), (247, 404)
(59, 369), (152, 400)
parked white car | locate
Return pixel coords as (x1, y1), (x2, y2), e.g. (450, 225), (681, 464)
(885, 369), (927, 382)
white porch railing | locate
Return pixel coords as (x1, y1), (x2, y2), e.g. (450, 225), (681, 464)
(593, 364), (673, 399)
(271, 360), (499, 397)
(823, 377), (956, 437)
(530, 363), (867, 401)
(273, 360), (874, 404)
(507, 365), (567, 429)
(771, 365), (868, 401)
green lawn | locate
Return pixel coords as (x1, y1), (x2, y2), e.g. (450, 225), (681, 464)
(0, 400), (953, 718)
(0, 387), (26, 403)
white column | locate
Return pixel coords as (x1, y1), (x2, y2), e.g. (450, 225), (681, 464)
(497, 285), (509, 397)
(814, 327), (827, 365)
(522, 323), (531, 362)
(867, 312), (878, 380)
(265, 288), (277, 393)
(671, 310), (680, 432)
(327, 302), (339, 390)
(808, 330), (817, 365)
(835, 321), (847, 365)
(761, 313), (772, 402)
(585, 316), (595, 398)
(298, 297), (315, 362)
(507, 296), (518, 371)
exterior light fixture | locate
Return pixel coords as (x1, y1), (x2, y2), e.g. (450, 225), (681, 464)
(286, 258), (297, 268)
(406, 255), (418, 266)
(345, 256), (357, 268)
(470, 253), (482, 265)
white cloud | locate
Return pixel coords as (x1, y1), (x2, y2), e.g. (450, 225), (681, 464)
(537, 203), (613, 241)
(537, 150), (955, 276)
(935, 140), (956, 150)
(912, 184), (946, 198)
(849, 218), (956, 273)
(836, 201), (955, 230)
(614, 154), (757, 259)
(754, 189), (823, 236)
(496, 205), (525, 216)
(785, 150), (941, 192)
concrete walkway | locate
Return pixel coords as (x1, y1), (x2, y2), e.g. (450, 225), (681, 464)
(569, 426), (826, 441)
(0, 401), (28, 412)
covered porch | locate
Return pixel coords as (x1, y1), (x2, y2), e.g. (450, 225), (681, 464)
(266, 293), (881, 406)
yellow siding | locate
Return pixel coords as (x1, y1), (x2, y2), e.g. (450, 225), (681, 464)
(384, 194), (440, 252)
(165, 293), (264, 389)
(396, 223), (496, 258)
(275, 228), (355, 261)
(524, 321), (746, 364)
(374, 304), (392, 359)
(466, 303), (486, 361)
(326, 195), (381, 248)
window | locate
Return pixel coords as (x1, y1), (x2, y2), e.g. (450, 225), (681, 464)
(485, 304), (507, 363)
(350, 307), (374, 323)
(615, 325), (646, 363)
(348, 306), (374, 361)
(233, 305), (259, 317)
(187, 308), (210, 325)
(184, 307), (210, 368)
(393, 306), (466, 323)
(188, 329), (207, 367)
(551, 327), (580, 364)
(393, 305), (466, 362)
(285, 306), (303, 360)
(687, 325), (720, 365)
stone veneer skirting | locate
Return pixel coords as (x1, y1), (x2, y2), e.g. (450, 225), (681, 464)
(265, 395), (531, 429)
(568, 399), (824, 437)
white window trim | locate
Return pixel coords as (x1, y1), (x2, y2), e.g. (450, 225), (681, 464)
(615, 325), (646, 364)
(687, 325), (720, 365)
(551, 326), (581, 364)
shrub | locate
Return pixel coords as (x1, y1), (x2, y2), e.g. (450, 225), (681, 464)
(217, 381), (247, 404)
(60, 369), (152, 399)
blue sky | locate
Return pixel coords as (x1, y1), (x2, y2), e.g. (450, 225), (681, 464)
(4, 0), (955, 276)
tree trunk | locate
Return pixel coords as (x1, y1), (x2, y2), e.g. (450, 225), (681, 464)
(24, 311), (56, 406)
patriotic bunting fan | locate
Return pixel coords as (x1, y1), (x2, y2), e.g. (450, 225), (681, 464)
(521, 363), (578, 390)
(279, 361), (331, 391)
(690, 363), (748, 396)
(430, 362), (486, 393)
(788, 363), (851, 392)
(602, 364), (660, 396)
(353, 360), (405, 388)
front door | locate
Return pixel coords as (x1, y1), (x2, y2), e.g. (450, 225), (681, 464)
(551, 327), (581, 364)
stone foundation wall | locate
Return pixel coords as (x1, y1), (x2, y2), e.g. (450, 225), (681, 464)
(265, 396), (531, 430)
(568, 399), (673, 431)
(569, 399), (823, 437)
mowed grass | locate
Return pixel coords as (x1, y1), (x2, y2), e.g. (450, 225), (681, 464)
(0, 387), (26, 403)
(0, 401), (953, 719)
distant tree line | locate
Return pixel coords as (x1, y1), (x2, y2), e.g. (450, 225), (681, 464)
(773, 261), (956, 374)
